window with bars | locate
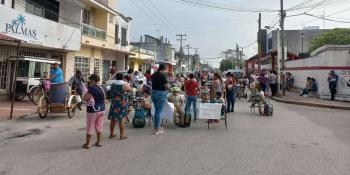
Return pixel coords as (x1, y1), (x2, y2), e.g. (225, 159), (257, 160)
(75, 57), (90, 80)
(94, 59), (101, 75)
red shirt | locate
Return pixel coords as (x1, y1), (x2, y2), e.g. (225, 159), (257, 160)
(185, 79), (198, 96)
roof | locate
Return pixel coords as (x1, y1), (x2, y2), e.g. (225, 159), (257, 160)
(0, 33), (22, 42)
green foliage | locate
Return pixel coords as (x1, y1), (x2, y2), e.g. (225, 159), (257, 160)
(219, 49), (243, 71)
(219, 59), (243, 71)
(309, 28), (350, 53)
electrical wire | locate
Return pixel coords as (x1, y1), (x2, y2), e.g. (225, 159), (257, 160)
(169, 0), (280, 13)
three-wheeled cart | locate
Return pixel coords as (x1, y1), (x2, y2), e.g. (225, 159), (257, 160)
(37, 82), (79, 119)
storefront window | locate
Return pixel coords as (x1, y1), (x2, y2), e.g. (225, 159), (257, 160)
(75, 57), (90, 80)
(17, 61), (29, 78)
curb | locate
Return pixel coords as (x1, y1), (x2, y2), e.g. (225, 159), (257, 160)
(270, 97), (350, 110)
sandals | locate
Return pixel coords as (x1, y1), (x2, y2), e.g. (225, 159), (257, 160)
(109, 134), (117, 139)
(94, 142), (102, 147)
(82, 143), (90, 149)
(119, 136), (128, 140)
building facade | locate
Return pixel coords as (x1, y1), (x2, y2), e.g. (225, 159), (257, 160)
(0, 0), (81, 96)
(66, 0), (132, 83)
(267, 28), (330, 56)
(129, 46), (155, 72)
(131, 35), (176, 73)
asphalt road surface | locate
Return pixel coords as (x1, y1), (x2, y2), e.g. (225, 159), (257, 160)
(0, 100), (349, 175)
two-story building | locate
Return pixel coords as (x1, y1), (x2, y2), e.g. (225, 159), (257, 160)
(0, 0), (81, 96)
(129, 46), (156, 72)
(65, 0), (132, 82)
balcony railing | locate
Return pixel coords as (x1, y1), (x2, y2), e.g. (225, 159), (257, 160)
(82, 23), (106, 40)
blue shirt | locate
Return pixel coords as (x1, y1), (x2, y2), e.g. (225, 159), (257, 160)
(50, 67), (64, 83)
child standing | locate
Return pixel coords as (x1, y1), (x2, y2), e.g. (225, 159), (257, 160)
(82, 74), (106, 149)
(209, 92), (226, 123)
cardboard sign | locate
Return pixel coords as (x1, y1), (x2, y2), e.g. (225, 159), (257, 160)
(198, 103), (222, 120)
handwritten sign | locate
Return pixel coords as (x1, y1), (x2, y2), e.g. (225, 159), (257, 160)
(198, 103), (222, 120)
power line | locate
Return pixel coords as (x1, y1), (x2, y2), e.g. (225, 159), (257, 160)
(146, 0), (182, 32)
(130, 0), (174, 35)
(136, 0), (176, 34)
(169, 0), (280, 13)
(304, 12), (350, 23)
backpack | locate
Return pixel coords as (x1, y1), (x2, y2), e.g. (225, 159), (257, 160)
(132, 108), (146, 128)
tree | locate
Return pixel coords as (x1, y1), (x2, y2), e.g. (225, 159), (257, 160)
(309, 28), (350, 53)
(219, 49), (244, 71)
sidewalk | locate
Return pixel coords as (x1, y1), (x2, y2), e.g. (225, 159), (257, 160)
(271, 91), (350, 110)
(0, 100), (37, 121)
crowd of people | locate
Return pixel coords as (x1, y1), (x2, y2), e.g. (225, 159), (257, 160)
(44, 62), (344, 149)
(78, 63), (257, 148)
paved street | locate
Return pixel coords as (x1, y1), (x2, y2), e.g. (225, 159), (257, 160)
(0, 100), (350, 175)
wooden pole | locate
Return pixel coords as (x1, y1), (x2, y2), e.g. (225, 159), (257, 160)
(10, 41), (21, 120)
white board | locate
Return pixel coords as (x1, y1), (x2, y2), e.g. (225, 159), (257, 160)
(198, 103), (222, 120)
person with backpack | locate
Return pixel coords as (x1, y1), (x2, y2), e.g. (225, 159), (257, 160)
(108, 73), (133, 140)
(82, 74), (106, 149)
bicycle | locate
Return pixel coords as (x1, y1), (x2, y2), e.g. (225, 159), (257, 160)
(29, 78), (50, 105)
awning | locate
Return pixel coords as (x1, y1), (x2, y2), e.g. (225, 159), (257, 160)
(0, 33), (22, 42)
(9, 56), (61, 64)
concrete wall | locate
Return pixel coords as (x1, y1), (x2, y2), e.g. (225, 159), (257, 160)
(285, 45), (350, 101)
(269, 29), (329, 55)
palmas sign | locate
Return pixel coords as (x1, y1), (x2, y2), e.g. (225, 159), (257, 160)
(4, 14), (38, 40)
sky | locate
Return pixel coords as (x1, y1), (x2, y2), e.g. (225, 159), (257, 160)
(117, 0), (350, 68)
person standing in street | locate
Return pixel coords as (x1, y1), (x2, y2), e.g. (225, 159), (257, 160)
(82, 74), (106, 149)
(327, 70), (338, 100)
(210, 73), (224, 100)
(108, 73), (133, 140)
(225, 73), (236, 113)
(50, 63), (64, 83)
(68, 70), (85, 110)
(269, 71), (277, 96)
(151, 64), (170, 135)
(184, 73), (199, 121)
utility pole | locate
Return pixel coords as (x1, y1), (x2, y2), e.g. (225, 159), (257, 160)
(194, 48), (199, 70)
(176, 34), (186, 51)
(258, 13), (262, 73)
(280, 0), (286, 96)
(185, 45), (191, 71)
(176, 34), (186, 72)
